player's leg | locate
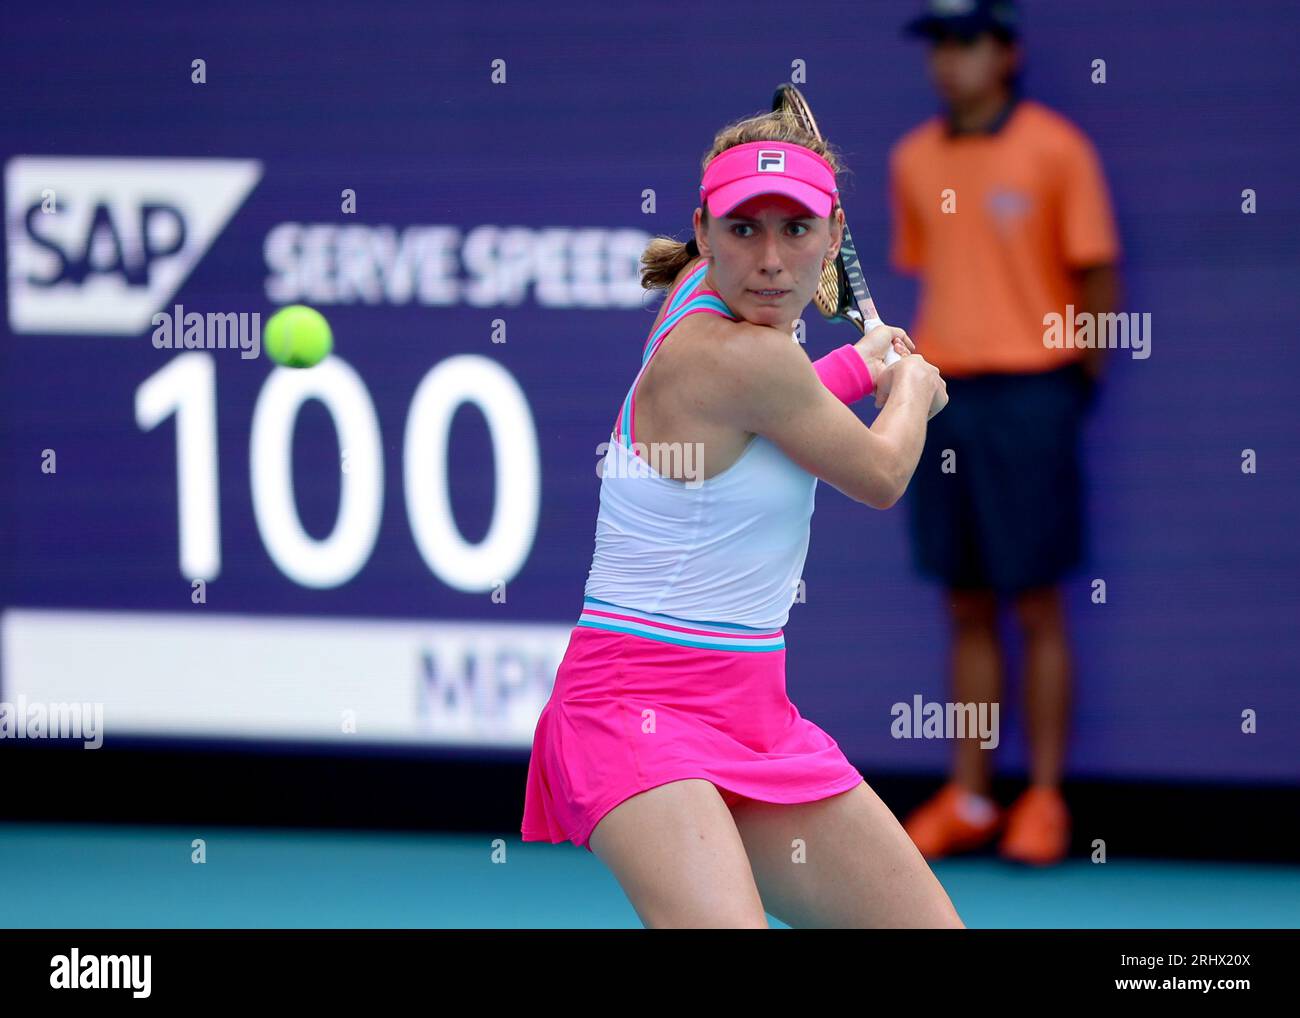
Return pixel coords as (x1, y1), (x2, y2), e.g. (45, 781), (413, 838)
(731, 781), (964, 928)
(587, 778), (769, 928)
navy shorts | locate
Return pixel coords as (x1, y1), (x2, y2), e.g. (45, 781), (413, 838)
(905, 362), (1092, 594)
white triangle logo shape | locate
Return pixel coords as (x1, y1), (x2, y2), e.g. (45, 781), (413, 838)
(5, 156), (262, 334)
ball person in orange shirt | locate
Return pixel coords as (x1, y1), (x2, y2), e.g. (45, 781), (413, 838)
(889, 0), (1122, 866)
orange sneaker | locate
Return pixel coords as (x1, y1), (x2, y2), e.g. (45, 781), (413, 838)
(998, 785), (1070, 866)
(902, 782), (1003, 860)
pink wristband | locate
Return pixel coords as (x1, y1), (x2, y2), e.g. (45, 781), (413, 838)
(812, 344), (874, 405)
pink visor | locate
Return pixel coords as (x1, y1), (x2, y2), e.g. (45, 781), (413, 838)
(699, 141), (838, 218)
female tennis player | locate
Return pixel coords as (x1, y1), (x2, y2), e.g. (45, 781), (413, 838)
(521, 107), (958, 928)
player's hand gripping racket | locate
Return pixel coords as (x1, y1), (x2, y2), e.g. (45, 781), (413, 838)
(772, 83), (902, 370)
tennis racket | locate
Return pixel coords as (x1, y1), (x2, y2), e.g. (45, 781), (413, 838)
(772, 83), (902, 369)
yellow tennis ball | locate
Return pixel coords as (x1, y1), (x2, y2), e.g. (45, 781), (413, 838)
(264, 305), (333, 368)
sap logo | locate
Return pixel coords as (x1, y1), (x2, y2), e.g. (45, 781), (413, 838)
(5, 157), (261, 334)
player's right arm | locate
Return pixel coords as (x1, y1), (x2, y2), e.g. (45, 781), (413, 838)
(701, 322), (945, 510)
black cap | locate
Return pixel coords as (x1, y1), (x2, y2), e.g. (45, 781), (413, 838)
(904, 0), (1020, 42)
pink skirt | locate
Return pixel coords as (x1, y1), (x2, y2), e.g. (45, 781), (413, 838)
(521, 599), (865, 852)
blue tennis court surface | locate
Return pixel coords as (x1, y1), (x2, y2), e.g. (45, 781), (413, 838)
(2, 823), (1295, 928)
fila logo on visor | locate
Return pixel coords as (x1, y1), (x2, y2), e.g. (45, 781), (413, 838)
(756, 149), (785, 173)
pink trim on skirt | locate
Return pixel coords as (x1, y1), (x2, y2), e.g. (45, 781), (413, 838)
(521, 622), (864, 852)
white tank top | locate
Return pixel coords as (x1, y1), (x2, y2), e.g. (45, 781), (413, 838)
(582, 259), (817, 630)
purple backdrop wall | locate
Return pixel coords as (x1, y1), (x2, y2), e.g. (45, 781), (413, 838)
(2, 0), (1296, 781)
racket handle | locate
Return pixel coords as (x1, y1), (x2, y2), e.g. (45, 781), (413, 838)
(866, 319), (942, 417)
(862, 315), (903, 368)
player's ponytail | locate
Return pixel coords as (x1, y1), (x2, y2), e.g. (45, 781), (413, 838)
(638, 106), (847, 292)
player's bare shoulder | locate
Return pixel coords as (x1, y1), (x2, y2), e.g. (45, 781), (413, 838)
(675, 311), (809, 415)
(646, 259), (807, 407)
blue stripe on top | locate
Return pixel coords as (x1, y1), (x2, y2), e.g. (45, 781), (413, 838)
(619, 261), (736, 451)
(641, 261), (708, 360)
